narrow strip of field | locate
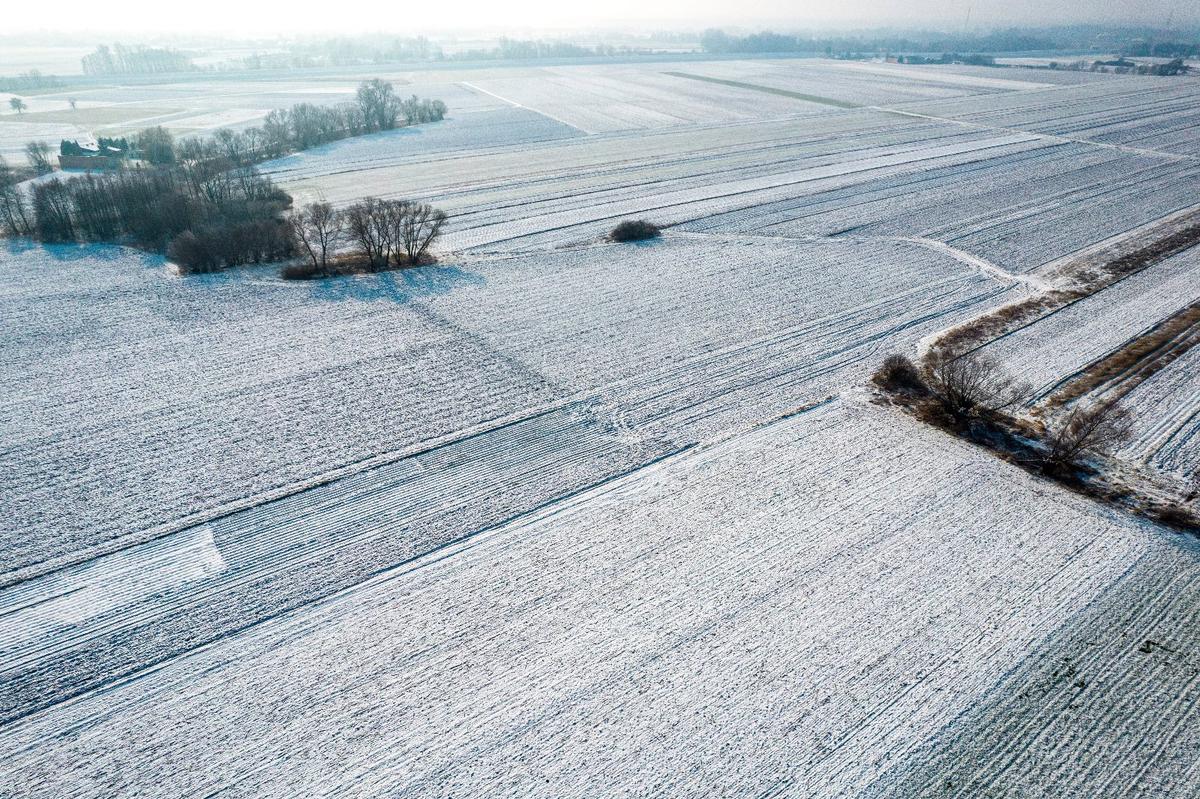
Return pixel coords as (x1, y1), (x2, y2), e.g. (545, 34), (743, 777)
(1043, 302), (1200, 410)
(662, 71), (862, 110)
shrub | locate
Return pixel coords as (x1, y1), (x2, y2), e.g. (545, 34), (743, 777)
(873, 354), (928, 395)
(609, 219), (661, 242)
(168, 220), (293, 274)
(167, 231), (220, 273)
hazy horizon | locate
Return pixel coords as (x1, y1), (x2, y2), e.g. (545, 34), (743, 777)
(5, 0), (1197, 38)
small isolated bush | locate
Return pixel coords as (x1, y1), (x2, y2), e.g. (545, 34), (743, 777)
(873, 354), (928, 396)
(609, 219), (660, 242)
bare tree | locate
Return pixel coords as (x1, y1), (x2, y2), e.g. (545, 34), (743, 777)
(24, 140), (52, 175)
(355, 79), (400, 131)
(343, 197), (391, 271)
(0, 156), (33, 235)
(9, 98), (26, 114)
(262, 109), (292, 158)
(213, 128), (249, 167)
(1043, 400), (1134, 471)
(135, 126), (175, 164)
(395, 201), (447, 264)
(927, 354), (1031, 419)
(288, 201), (343, 275)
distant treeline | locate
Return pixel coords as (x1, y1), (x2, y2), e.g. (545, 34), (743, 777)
(700, 26), (1200, 58)
(82, 44), (196, 76)
(452, 38), (638, 60)
(46, 80), (444, 172)
(231, 36), (650, 70)
(1045, 57), (1190, 75)
(700, 28), (1060, 55)
(0, 70), (63, 92)
(894, 53), (997, 66)
(1125, 41), (1200, 58)
(124, 80), (446, 168)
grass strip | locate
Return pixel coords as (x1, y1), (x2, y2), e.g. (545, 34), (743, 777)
(662, 71), (861, 109)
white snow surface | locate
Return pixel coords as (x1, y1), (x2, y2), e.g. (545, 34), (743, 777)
(5, 56), (1200, 798)
(3, 402), (1199, 798)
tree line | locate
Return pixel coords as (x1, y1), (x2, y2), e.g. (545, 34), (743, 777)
(699, 26), (1200, 57)
(81, 44), (196, 76)
(117, 80), (445, 169)
(0, 70), (63, 92)
(1, 151), (293, 272)
(0, 78), (450, 274)
(284, 198), (447, 279)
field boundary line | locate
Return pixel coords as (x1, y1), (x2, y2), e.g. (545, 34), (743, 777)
(873, 106), (1200, 163)
(662, 71), (862, 109)
(0, 400), (589, 589)
(457, 81), (586, 133)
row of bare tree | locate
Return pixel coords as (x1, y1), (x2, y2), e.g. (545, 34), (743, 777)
(127, 80), (446, 168)
(287, 198), (447, 276)
(876, 353), (1133, 472)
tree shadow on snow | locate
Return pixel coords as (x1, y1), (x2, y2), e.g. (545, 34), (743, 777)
(3, 238), (163, 266)
(307, 264), (485, 305)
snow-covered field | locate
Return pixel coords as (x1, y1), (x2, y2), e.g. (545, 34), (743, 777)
(981, 247), (1200, 400)
(0, 233), (1001, 575)
(5, 402), (1200, 797)
(1120, 341), (1200, 475)
(4, 56), (1200, 797)
(977, 244), (1200, 473)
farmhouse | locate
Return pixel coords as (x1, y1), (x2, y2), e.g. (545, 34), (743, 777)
(58, 136), (128, 170)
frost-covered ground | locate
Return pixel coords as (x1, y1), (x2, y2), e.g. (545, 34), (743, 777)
(1120, 342), (1200, 475)
(981, 247), (1200, 400)
(261, 69), (1200, 271)
(4, 56), (1200, 797)
(0, 234), (1001, 580)
(5, 402), (1200, 798)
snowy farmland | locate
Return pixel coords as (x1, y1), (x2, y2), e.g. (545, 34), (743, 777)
(3, 55), (1200, 797)
(5, 403), (1200, 797)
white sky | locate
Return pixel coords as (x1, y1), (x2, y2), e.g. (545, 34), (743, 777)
(8, 0), (1197, 36)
